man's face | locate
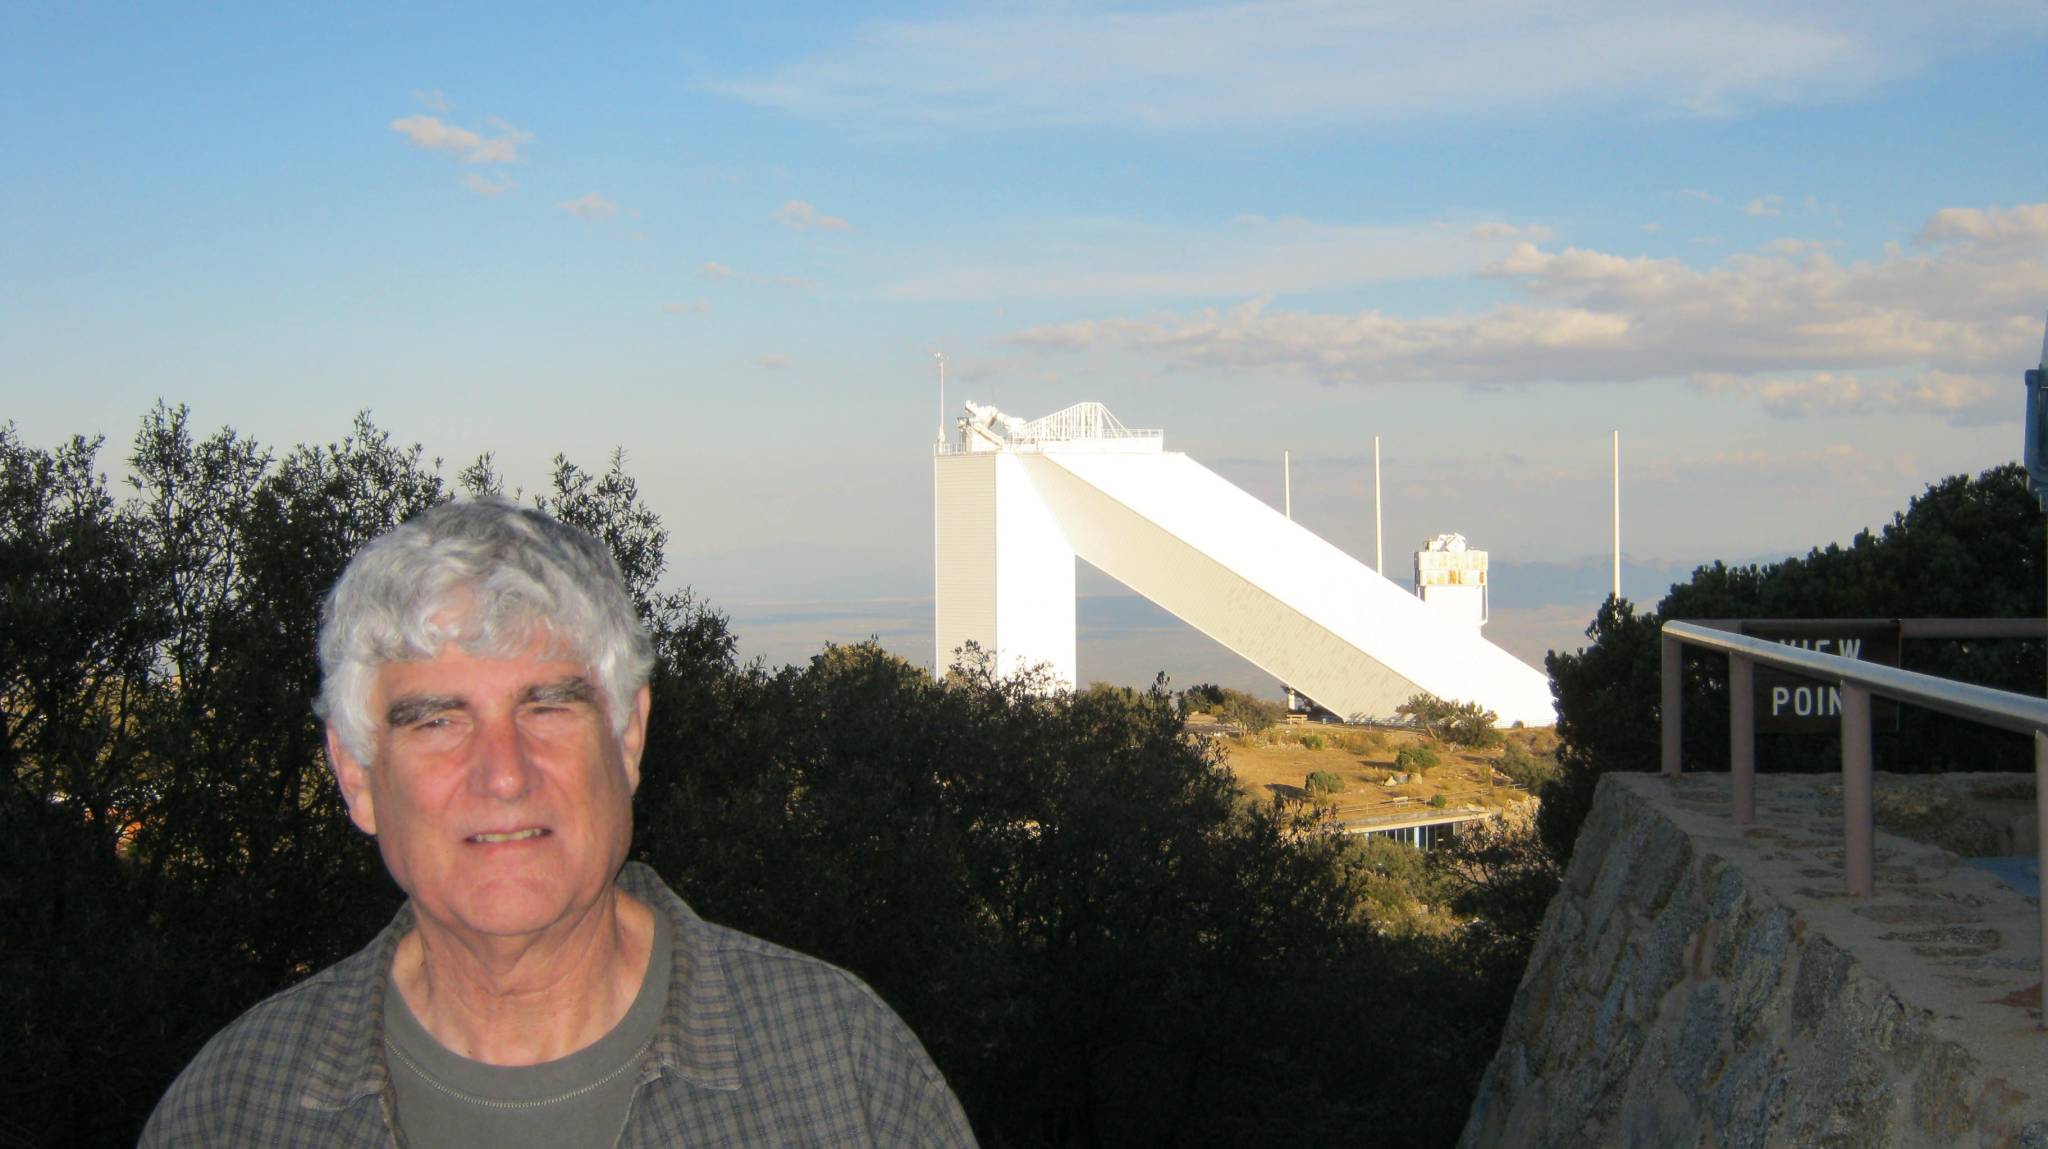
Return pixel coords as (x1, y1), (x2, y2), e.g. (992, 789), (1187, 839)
(327, 644), (650, 944)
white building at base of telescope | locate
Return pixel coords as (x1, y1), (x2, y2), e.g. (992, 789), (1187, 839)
(932, 401), (1555, 727)
(1415, 533), (1488, 632)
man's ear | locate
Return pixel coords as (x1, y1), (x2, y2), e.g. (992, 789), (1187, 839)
(619, 685), (652, 794)
(327, 727), (379, 836)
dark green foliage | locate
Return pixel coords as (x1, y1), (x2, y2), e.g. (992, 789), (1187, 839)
(1494, 738), (1557, 793)
(1545, 464), (2045, 865)
(2, 409), (436, 1145)
(1216, 685), (1285, 734)
(1183, 682), (1286, 736)
(635, 650), (1445, 1145)
(1305, 768), (1345, 793)
(1430, 810), (1560, 956)
(1181, 682), (1228, 712)
(1426, 794), (1448, 808)
(1395, 743), (1441, 774)
(1397, 693), (1504, 748)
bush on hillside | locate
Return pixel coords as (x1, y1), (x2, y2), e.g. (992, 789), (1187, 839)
(1395, 744), (1441, 775)
(1397, 693), (1504, 748)
(1495, 739), (1556, 792)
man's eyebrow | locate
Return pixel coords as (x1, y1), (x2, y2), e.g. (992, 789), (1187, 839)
(387, 695), (464, 728)
(523, 676), (596, 706)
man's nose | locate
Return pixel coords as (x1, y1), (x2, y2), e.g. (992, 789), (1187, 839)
(471, 715), (538, 801)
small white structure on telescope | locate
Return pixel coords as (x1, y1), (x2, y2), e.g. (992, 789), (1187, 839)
(1414, 533), (1488, 631)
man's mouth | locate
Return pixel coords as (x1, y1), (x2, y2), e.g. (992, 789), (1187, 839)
(468, 828), (549, 844)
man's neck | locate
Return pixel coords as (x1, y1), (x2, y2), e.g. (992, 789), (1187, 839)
(392, 888), (656, 1066)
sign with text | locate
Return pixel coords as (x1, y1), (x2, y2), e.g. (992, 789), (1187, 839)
(1743, 622), (1902, 734)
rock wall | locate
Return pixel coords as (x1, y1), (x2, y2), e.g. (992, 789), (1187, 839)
(1460, 772), (2046, 1149)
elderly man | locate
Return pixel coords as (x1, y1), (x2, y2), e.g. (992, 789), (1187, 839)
(143, 500), (976, 1146)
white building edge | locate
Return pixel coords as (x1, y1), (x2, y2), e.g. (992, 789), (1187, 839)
(933, 401), (1556, 727)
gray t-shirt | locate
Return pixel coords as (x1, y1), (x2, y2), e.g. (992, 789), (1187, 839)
(383, 909), (672, 1148)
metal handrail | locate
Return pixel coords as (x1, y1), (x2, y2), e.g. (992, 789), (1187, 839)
(1659, 620), (2048, 1030)
(1676, 617), (2047, 642)
(1663, 622), (2048, 736)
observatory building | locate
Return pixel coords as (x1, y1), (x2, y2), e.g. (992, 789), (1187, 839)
(932, 401), (1554, 726)
(1415, 533), (1489, 632)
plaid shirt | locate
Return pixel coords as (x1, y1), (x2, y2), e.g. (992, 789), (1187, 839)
(141, 863), (977, 1147)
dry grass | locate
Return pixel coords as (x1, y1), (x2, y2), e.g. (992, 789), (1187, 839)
(1205, 722), (1550, 825)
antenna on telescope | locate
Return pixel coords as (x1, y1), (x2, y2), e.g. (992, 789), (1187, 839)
(1612, 430), (1622, 601)
(932, 351), (946, 446)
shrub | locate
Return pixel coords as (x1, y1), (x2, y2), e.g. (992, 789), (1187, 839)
(1217, 688), (1285, 735)
(1395, 744), (1441, 775)
(1301, 732), (1326, 751)
(1396, 693), (1503, 748)
(1183, 682), (1228, 713)
(1426, 794), (1448, 808)
(1305, 770), (1346, 795)
(1495, 739), (1557, 792)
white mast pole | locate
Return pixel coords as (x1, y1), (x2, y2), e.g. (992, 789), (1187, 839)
(1612, 430), (1621, 601)
(933, 351), (946, 446)
(1374, 435), (1383, 573)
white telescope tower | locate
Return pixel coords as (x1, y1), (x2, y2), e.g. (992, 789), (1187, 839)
(932, 401), (1555, 726)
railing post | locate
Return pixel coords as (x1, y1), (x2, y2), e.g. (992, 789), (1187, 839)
(1841, 684), (1874, 896)
(1662, 633), (1682, 777)
(1730, 655), (1755, 824)
(2037, 730), (2047, 1031)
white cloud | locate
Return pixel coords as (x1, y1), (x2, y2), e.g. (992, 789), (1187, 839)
(1745, 195), (1783, 217)
(463, 173), (516, 198)
(390, 114), (529, 164)
(1471, 222), (1555, 243)
(888, 215), (1533, 301)
(710, 3), (2048, 131)
(663, 301), (711, 316)
(756, 353), (792, 370)
(558, 192), (619, 220)
(411, 88), (451, 114)
(1663, 443), (1922, 483)
(1760, 237), (1840, 257)
(1677, 188), (1721, 204)
(776, 200), (852, 231)
(701, 261), (813, 290)
(1003, 202), (2048, 423)
(1916, 203), (2048, 245)
(1689, 370), (2001, 420)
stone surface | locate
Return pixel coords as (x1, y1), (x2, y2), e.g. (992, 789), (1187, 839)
(1460, 773), (2046, 1149)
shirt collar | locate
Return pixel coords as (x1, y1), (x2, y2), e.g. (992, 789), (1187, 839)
(295, 862), (742, 1111)
(300, 900), (412, 1112)
(620, 861), (744, 1092)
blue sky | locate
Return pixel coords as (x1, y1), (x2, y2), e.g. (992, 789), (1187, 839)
(5, 2), (2046, 691)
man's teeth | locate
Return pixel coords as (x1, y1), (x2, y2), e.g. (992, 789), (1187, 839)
(471, 828), (546, 843)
